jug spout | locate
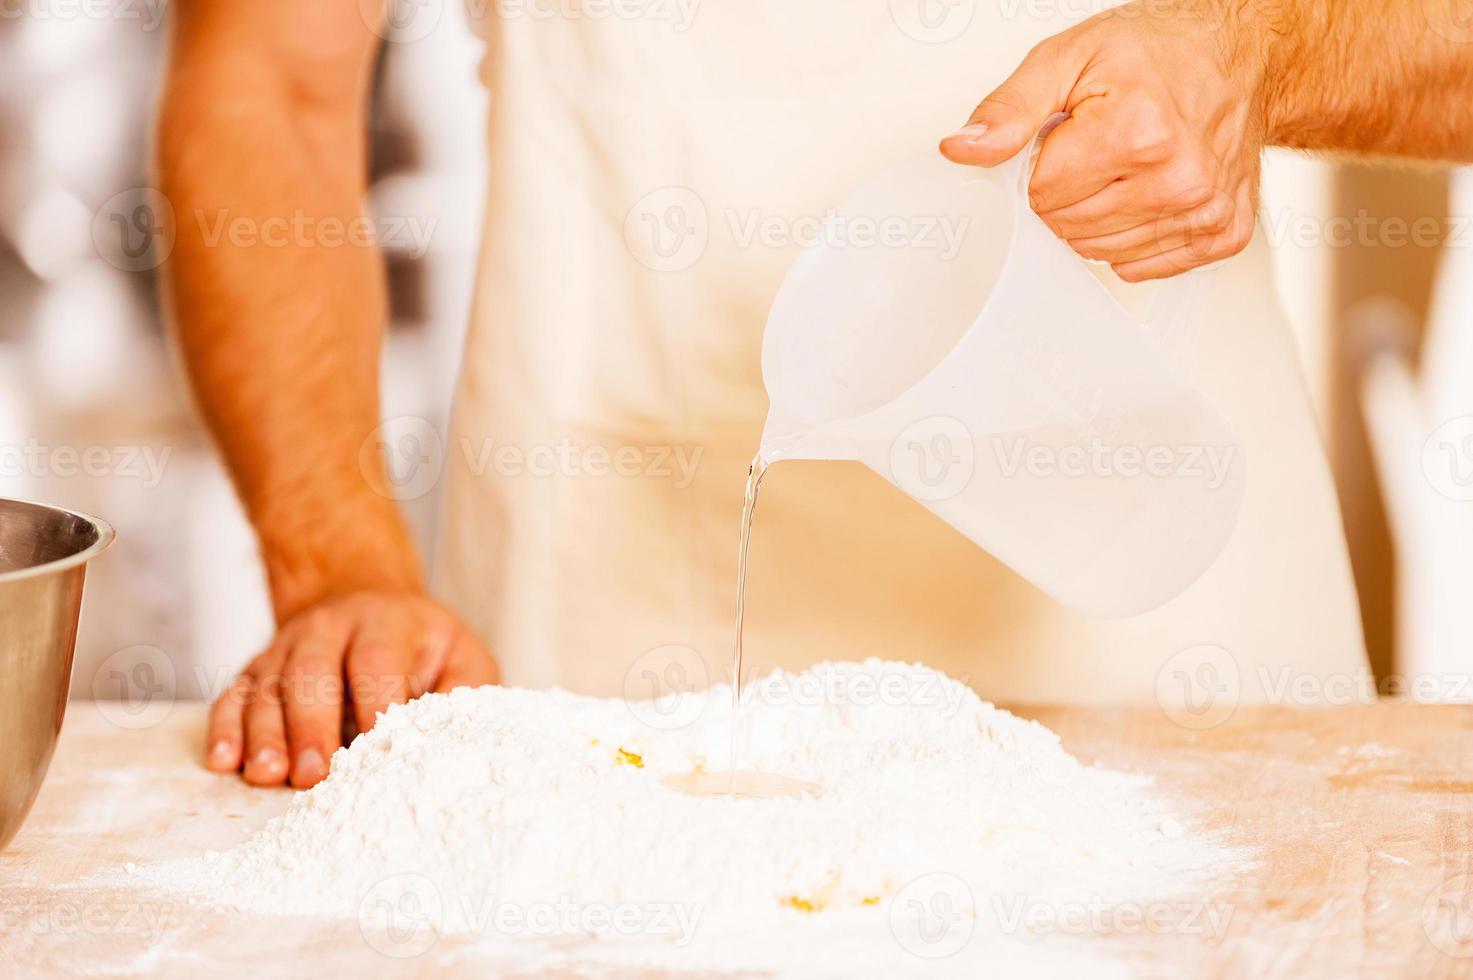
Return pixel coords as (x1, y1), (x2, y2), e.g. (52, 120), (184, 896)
(756, 418), (856, 466)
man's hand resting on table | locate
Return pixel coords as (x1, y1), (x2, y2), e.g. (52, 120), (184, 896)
(205, 592), (499, 789)
(159, 0), (498, 790)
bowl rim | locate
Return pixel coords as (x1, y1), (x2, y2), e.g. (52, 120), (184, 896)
(0, 497), (116, 585)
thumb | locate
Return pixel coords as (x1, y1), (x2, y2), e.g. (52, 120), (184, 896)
(940, 41), (1077, 167)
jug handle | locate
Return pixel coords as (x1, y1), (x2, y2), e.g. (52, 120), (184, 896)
(1013, 113), (1214, 370)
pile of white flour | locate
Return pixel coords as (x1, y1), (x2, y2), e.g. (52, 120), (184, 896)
(136, 660), (1237, 975)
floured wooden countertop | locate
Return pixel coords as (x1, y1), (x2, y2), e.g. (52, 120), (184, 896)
(3, 701), (1472, 977)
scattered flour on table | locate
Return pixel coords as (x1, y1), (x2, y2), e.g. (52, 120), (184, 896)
(132, 660), (1240, 976)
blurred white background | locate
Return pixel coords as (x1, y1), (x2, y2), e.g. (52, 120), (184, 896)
(0, 4), (1465, 701)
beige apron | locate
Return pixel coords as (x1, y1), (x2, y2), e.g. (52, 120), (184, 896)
(437, 0), (1370, 704)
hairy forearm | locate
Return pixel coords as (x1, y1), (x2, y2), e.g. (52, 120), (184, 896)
(1242, 0), (1473, 160)
(158, 24), (419, 622)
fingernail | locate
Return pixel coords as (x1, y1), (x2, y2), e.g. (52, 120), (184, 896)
(252, 747), (285, 771)
(207, 740), (235, 765)
(295, 748), (326, 780)
(946, 123), (989, 143)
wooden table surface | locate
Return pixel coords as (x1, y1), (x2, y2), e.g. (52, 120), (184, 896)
(4, 701), (1473, 978)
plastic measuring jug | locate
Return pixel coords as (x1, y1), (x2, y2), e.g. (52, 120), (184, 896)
(757, 136), (1246, 617)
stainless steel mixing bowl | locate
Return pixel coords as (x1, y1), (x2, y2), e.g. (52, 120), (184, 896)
(0, 498), (113, 851)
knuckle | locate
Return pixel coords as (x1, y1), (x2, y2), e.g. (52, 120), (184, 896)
(1027, 171), (1064, 211)
(347, 650), (407, 705)
(341, 592), (379, 616)
(1221, 227), (1253, 259)
(1183, 233), (1216, 260)
(1201, 197), (1237, 229)
(1121, 104), (1175, 164)
(220, 673), (253, 705)
(1187, 220), (1251, 264)
(984, 83), (1033, 122)
(245, 649), (278, 675)
(1176, 183), (1218, 213)
(347, 644), (396, 673)
(1024, 36), (1057, 63)
(1013, 38), (1055, 80)
(302, 607), (343, 636)
(292, 631), (348, 668)
(1160, 156), (1221, 207)
(285, 662), (344, 708)
(1193, 197), (1233, 232)
(252, 671), (285, 707)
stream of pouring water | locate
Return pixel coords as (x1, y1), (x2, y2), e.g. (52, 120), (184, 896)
(662, 452), (820, 800)
(731, 454), (767, 730)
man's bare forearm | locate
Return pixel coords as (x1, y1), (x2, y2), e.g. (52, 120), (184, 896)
(1245, 0), (1473, 160)
(159, 0), (418, 622)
